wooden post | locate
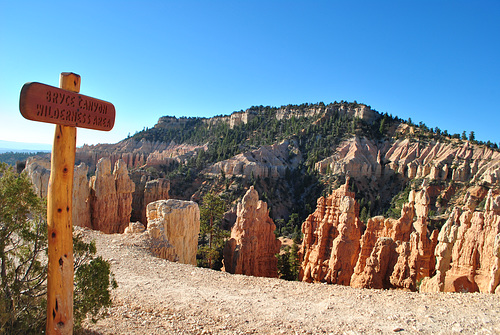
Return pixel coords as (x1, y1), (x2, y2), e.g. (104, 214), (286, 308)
(19, 72), (115, 334)
(46, 73), (80, 335)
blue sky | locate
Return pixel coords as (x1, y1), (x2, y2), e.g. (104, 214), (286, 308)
(1, 1), (499, 147)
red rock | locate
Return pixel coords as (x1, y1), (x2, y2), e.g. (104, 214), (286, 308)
(89, 158), (135, 233)
(300, 178), (363, 284)
(115, 159), (135, 229)
(301, 181), (438, 291)
(421, 190), (500, 293)
(223, 186), (281, 278)
(350, 237), (398, 289)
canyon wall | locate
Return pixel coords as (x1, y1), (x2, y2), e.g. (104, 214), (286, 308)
(300, 178), (363, 285)
(204, 140), (302, 179)
(300, 179), (438, 290)
(316, 136), (500, 186)
(223, 187), (281, 278)
(73, 163), (91, 229)
(76, 138), (204, 173)
(25, 157), (136, 233)
(130, 172), (170, 224)
(24, 157), (51, 198)
(300, 179), (500, 293)
(420, 189), (500, 293)
(89, 158), (135, 233)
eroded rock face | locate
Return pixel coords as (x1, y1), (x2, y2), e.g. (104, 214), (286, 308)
(223, 187), (281, 278)
(24, 157), (50, 198)
(130, 174), (170, 224)
(76, 139), (205, 173)
(124, 221), (146, 234)
(204, 140), (302, 179)
(315, 137), (383, 179)
(89, 158), (135, 233)
(115, 160), (135, 228)
(421, 190), (500, 293)
(144, 179), (170, 221)
(300, 181), (438, 291)
(90, 158), (118, 232)
(146, 199), (200, 265)
(316, 136), (500, 186)
(300, 179), (363, 285)
(24, 159), (92, 228)
(73, 163), (91, 228)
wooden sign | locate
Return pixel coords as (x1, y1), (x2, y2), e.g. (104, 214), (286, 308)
(20, 82), (115, 131)
(19, 72), (115, 335)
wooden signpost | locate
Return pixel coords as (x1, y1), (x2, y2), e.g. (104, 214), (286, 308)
(19, 73), (115, 335)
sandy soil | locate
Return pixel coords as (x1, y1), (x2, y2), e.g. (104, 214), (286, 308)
(78, 228), (500, 335)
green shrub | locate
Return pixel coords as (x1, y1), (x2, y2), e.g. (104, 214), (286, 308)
(0, 163), (116, 333)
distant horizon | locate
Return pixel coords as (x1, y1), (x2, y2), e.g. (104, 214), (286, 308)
(0, 139), (52, 153)
(3, 99), (500, 150)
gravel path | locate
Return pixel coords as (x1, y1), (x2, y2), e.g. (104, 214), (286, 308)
(78, 228), (500, 334)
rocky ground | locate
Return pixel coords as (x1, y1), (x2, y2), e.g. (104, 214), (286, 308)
(78, 227), (500, 335)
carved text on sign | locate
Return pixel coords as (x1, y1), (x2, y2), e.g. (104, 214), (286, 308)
(20, 82), (115, 131)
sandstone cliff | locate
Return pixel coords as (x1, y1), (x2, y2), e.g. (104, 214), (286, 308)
(130, 172), (170, 224)
(223, 187), (281, 277)
(315, 137), (383, 179)
(300, 178), (363, 285)
(24, 157), (50, 198)
(300, 180), (438, 291)
(89, 157), (135, 233)
(275, 103), (376, 123)
(76, 138), (204, 173)
(24, 159), (92, 228)
(316, 136), (500, 186)
(420, 189), (500, 293)
(24, 156), (164, 233)
(203, 110), (257, 129)
(72, 163), (91, 228)
(145, 199), (200, 265)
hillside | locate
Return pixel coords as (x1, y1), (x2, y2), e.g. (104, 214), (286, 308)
(69, 101), (500, 238)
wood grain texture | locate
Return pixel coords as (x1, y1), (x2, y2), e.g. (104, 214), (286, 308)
(46, 72), (79, 335)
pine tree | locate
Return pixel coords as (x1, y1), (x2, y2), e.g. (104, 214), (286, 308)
(197, 192), (229, 269)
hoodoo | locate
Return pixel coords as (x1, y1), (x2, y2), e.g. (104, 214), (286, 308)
(223, 187), (281, 278)
(300, 179), (438, 291)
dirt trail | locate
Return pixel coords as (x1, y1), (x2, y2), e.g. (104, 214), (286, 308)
(79, 228), (500, 334)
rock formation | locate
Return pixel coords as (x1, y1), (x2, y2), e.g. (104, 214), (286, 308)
(124, 221), (146, 234)
(315, 136), (500, 186)
(146, 199), (200, 265)
(300, 180), (438, 291)
(204, 140), (302, 179)
(315, 137), (383, 179)
(89, 157), (135, 233)
(300, 178), (363, 285)
(115, 159), (135, 227)
(123, 221), (178, 261)
(223, 187), (281, 278)
(420, 189), (500, 293)
(76, 138), (204, 173)
(24, 159), (92, 228)
(131, 173), (170, 224)
(24, 157), (50, 198)
(72, 163), (91, 228)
